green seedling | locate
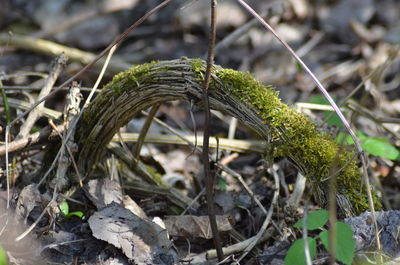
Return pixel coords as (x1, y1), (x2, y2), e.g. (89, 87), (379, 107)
(59, 200), (85, 220)
(0, 244), (8, 265)
(309, 95), (400, 161)
(337, 131), (400, 161)
(285, 209), (355, 265)
(308, 95), (343, 127)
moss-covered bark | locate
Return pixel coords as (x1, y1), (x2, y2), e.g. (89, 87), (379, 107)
(75, 57), (381, 215)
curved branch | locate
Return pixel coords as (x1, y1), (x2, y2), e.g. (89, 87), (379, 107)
(76, 58), (381, 215)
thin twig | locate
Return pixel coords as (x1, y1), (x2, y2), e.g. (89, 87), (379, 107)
(0, 33), (129, 74)
(0, 80), (11, 124)
(302, 206), (313, 265)
(0, 124), (65, 156)
(0, 97), (62, 120)
(327, 155), (339, 264)
(49, 120), (83, 188)
(5, 127), (10, 209)
(114, 133), (266, 153)
(17, 53), (68, 139)
(202, 0), (223, 261)
(181, 188), (205, 216)
(206, 226), (275, 259)
(133, 103), (161, 159)
(237, 161), (280, 262)
(38, 44), (117, 188)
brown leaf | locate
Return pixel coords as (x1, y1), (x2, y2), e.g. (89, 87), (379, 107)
(164, 215), (233, 239)
(88, 202), (176, 264)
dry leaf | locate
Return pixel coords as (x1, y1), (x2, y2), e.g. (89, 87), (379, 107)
(84, 179), (122, 209)
(88, 202), (176, 264)
(164, 215), (233, 239)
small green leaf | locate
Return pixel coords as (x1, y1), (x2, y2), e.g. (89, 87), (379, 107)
(65, 211), (85, 219)
(308, 96), (343, 127)
(294, 210), (329, 230)
(217, 178), (227, 191)
(323, 112), (343, 127)
(336, 132), (355, 145)
(59, 201), (69, 215)
(0, 244), (8, 265)
(355, 131), (368, 141)
(296, 62), (303, 73)
(336, 131), (400, 161)
(284, 237), (317, 265)
(309, 95), (331, 105)
(361, 137), (400, 161)
(319, 222), (355, 265)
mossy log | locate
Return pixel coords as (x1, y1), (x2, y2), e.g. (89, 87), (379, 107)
(75, 58), (381, 215)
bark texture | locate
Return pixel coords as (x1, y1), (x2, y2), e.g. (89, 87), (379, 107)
(75, 58), (381, 215)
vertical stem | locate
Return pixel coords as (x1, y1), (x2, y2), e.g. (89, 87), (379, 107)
(202, 0), (224, 261)
(133, 103), (161, 159)
(328, 170), (337, 264)
(0, 80), (10, 125)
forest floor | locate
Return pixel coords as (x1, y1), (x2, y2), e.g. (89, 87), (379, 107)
(1, 0), (400, 264)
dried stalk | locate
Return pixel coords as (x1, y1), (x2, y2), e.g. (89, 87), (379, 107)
(17, 53), (67, 139)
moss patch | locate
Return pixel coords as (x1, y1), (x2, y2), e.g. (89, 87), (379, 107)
(109, 60), (159, 95)
(189, 58), (381, 213)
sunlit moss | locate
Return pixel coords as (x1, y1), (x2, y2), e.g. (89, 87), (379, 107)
(190, 59), (381, 213)
(109, 60), (158, 95)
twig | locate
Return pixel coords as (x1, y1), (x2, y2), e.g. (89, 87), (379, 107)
(41, 239), (88, 252)
(133, 103), (161, 159)
(0, 80), (10, 124)
(206, 226), (275, 259)
(5, 127), (10, 209)
(17, 53), (68, 139)
(0, 97), (62, 120)
(302, 206), (313, 265)
(50, 82), (83, 187)
(181, 188), (205, 215)
(0, 33), (129, 74)
(237, 161), (280, 262)
(115, 133), (266, 153)
(0, 71), (48, 80)
(38, 44), (117, 188)
(108, 142), (168, 186)
(1, 85), (94, 92)
(346, 101), (400, 139)
(0, 124), (65, 155)
(286, 171), (306, 209)
(202, 0), (223, 261)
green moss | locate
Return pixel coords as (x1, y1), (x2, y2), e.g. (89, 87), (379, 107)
(144, 164), (169, 187)
(107, 60), (159, 95)
(187, 59), (381, 213)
